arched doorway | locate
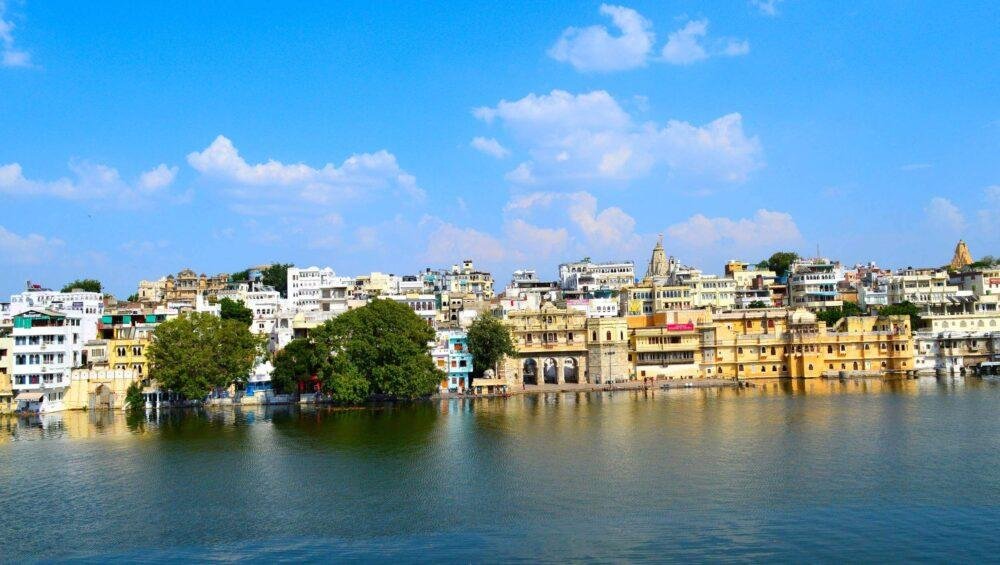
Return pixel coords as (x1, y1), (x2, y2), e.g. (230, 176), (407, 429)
(543, 358), (559, 384)
(523, 359), (538, 385)
(563, 358), (579, 384)
(90, 384), (115, 410)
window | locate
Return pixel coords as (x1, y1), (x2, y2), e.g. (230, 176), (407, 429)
(132, 346), (142, 356)
(117, 347), (127, 357)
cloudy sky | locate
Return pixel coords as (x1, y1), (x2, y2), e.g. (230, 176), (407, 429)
(1, 1), (997, 297)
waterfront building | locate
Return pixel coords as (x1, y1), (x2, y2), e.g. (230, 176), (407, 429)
(96, 312), (166, 380)
(586, 317), (630, 383)
(11, 309), (83, 413)
(500, 304), (588, 386)
(913, 311), (1000, 374)
(701, 310), (914, 379)
(627, 310), (710, 380)
(431, 330), (473, 393)
(63, 368), (138, 410)
(0, 334), (12, 413)
(787, 259), (843, 311)
(558, 258), (635, 298)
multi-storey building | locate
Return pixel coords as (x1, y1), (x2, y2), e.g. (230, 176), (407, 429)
(388, 293), (438, 325)
(950, 266), (1000, 300)
(585, 317), (629, 383)
(441, 260), (494, 299)
(559, 258), (635, 298)
(500, 305), (587, 386)
(620, 283), (693, 315)
(628, 310), (711, 380)
(0, 334), (12, 413)
(287, 266), (337, 311)
(671, 271), (736, 310)
(914, 311), (1000, 374)
(431, 330), (473, 393)
(11, 309), (83, 413)
(701, 310), (914, 379)
(566, 297), (620, 318)
(787, 259), (843, 311)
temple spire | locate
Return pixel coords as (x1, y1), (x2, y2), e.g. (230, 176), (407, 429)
(950, 239), (973, 270)
(644, 234), (669, 280)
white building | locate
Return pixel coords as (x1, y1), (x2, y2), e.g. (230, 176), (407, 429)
(11, 309), (83, 413)
(787, 259), (843, 311)
(287, 266), (337, 312)
(887, 268), (968, 311)
(566, 297), (620, 318)
(559, 259), (635, 297)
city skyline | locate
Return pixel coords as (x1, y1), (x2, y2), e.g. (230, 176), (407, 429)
(1, 1), (998, 297)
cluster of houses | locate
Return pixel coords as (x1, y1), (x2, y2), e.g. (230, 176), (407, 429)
(1, 238), (998, 414)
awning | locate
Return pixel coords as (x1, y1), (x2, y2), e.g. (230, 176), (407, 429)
(14, 392), (44, 402)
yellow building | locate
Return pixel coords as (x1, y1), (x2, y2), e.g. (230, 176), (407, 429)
(627, 310), (711, 380)
(702, 309), (914, 379)
(500, 304), (587, 386)
(0, 335), (13, 413)
(620, 282), (693, 315)
(64, 369), (138, 410)
(585, 317), (630, 383)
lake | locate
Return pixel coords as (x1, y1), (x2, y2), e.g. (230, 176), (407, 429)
(3, 376), (1000, 562)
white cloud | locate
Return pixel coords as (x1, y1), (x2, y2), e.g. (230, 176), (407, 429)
(723, 39), (751, 57)
(187, 135), (423, 206)
(667, 209), (802, 249)
(476, 89), (763, 184)
(504, 219), (570, 259)
(752, 0), (783, 16)
(0, 2), (32, 68)
(138, 164), (179, 192)
(925, 197), (965, 233)
(504, 191), (641, 255)
(0, 160), (183, 205)
(470, 136), (510, 159)
(420, 216), (507, 264)
(0, 225), (64, 264)
(549, 4), (655, 72)
(662, 19), (709, 65)
(661, 19), (749, 65)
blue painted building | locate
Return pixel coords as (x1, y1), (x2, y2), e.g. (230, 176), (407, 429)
(432, 330), (473, 393)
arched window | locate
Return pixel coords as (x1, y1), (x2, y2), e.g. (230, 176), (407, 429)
(606, 331), (612, 341)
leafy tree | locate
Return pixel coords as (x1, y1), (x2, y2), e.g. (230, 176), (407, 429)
(759, 252), (800, 278)
(126, 293), (140, 302)
(467, 313), (517, 379)
(747, 300), (768, 309)
(816, 302), (864, 326)
(230, 269), (251, 283)
(124, 381), (144, 412)
(219, 298), (254, 327)
(262, 263), (293, 298)
(147, 312), (262, 400)
(270, 338), (320, 394)
(317, 300), (441, 400)
(879, 301), (922, 329)
(61, 279), (101, 293)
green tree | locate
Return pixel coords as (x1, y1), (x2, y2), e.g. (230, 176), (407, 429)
(126, 293), (139, 302)
(816, 302), (864, 326)
(318, 300), (441, 400)
(270, 338), (320, 394)
(147, 312), (262, 400)
(219, 298), (254, 327)
(262, 263), (293, 298)
(747, 300), (768, 309)
(759, 252), (800, 278)
(467, 313), (517, 379)
(230, 269), (251, 283)
(879, 301), (922, 329)
(61, 278), (102, 293)
(124, 381), (144, 412)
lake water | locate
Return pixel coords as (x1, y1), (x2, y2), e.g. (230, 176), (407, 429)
(3, 376), (1000, 562)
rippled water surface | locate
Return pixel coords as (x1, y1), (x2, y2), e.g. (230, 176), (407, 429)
(3, 377), (1000, 562)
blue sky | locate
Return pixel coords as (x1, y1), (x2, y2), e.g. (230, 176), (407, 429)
(1, 0), (997, 297)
